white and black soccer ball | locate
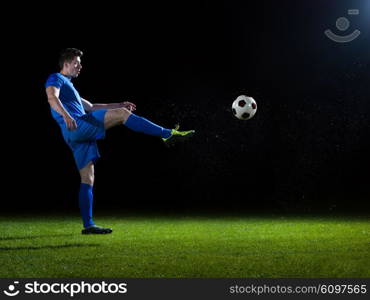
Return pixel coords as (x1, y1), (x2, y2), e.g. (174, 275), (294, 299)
(232, 95), (257, 120)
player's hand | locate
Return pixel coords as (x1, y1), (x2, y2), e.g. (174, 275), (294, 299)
(121, 101), (136, 112)
(63, 115), (77, 131)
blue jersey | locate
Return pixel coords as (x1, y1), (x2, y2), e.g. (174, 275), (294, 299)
(45, 73), (107, 170)
(45, 73), (86, 126)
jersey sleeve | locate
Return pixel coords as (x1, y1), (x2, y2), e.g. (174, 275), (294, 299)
(45, 74), (64, 89)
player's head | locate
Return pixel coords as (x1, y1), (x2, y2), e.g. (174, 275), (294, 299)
(59, 48), (83, 78)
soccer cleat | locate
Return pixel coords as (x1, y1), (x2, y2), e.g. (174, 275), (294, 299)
(162, 124), (195, 147)
(81, 225), (113, 234)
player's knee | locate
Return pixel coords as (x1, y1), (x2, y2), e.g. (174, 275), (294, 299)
(81, 173), (94, 185)
(117, 107), (131, 123)
(105, 108), (132, 128)
(80, 163), (94, 185)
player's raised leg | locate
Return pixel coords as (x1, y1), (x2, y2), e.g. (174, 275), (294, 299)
(104, 107), (195, 144)
(104, 107), (171, 137)
(79, 162), (112, 234)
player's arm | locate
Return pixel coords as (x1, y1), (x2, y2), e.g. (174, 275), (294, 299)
(81, 98), (94, 112)
(46, 86), (77, 130)
(81, 98), (136, 112)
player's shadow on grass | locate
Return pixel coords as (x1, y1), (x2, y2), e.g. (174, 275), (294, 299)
(0, 234), (75, 241)
(0, 243), (100, 251)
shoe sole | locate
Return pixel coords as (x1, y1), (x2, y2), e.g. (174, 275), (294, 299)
(81, 230), (113, 234)
(164, 131), (195, 147)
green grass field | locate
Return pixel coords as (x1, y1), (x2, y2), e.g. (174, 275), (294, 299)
(0, 213), (369, 278)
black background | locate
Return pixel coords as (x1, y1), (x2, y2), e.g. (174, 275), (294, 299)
(6, 0), (370, 214)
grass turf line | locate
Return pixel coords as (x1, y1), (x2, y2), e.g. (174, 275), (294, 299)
(0, 214), (369, 277)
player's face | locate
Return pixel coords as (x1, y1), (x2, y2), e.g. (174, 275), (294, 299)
(66, 56), (82, 78)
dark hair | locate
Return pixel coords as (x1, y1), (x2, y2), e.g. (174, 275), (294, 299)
(59, 48), (83, 69)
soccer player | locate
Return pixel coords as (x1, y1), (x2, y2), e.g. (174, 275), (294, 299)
(45, 48), (194, 234)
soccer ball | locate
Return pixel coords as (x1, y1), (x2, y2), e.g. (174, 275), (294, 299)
(232, 95), (257, 120)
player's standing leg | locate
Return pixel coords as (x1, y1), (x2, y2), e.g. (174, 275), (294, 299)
(79, 161), (112, 234)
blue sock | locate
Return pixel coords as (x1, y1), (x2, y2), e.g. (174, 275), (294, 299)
(79, 183), (95, 228)
(124, 113), (172, 138)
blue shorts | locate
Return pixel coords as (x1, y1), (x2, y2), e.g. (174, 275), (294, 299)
(62, 110), (108, 170)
